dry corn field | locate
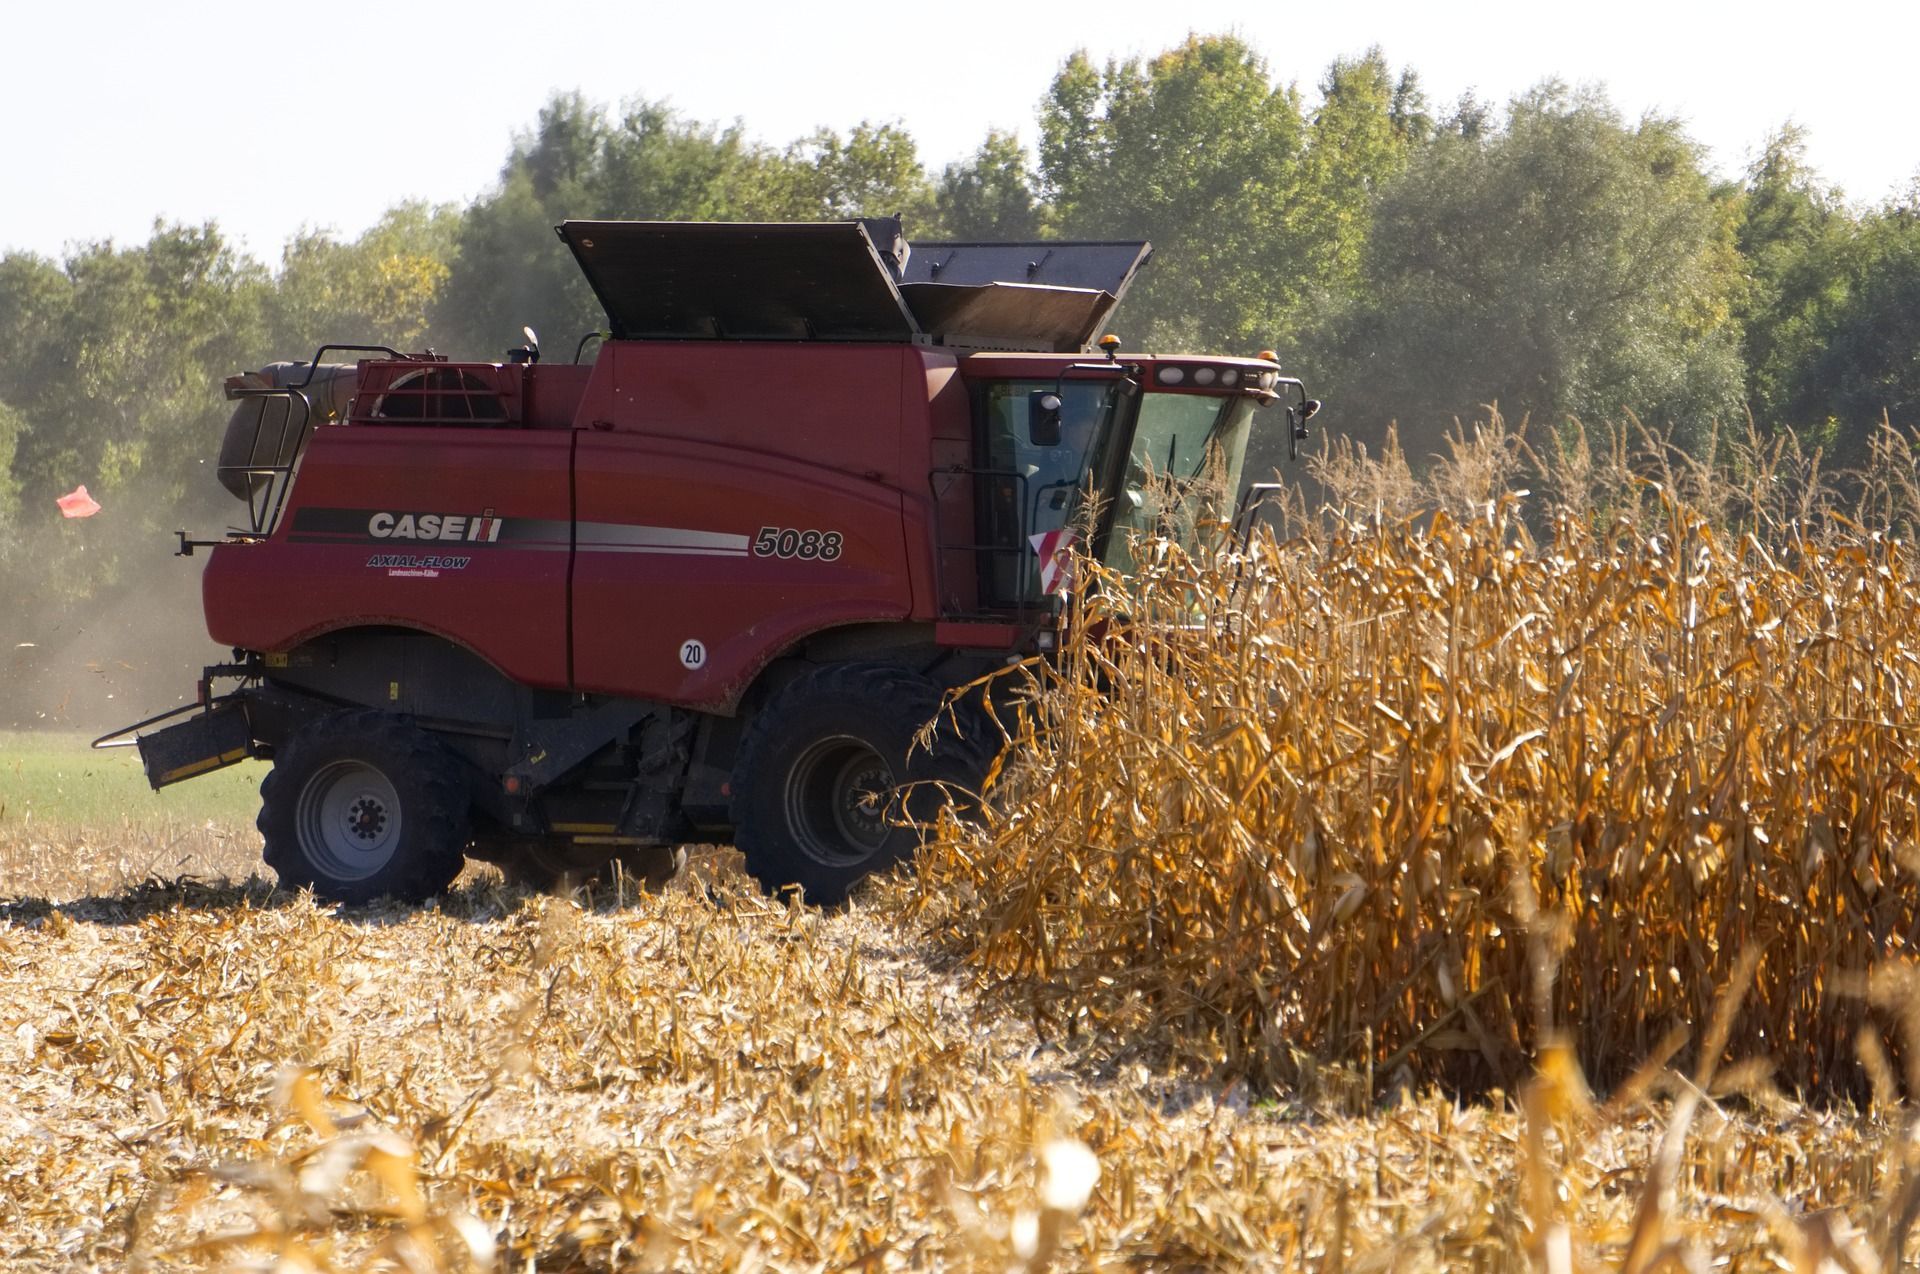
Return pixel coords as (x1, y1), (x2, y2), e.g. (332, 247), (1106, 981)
(13, 490), (1920, 1269)
(916, 494), (1920, 1099)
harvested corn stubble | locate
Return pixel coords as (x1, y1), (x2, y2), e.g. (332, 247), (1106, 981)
(3, 864), (1917, 1272)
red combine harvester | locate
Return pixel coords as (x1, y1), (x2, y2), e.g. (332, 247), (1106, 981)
(103, 219), (1318, 904)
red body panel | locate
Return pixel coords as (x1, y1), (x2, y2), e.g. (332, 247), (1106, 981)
(522, 365), (592, 429)
(570, 435), (913, 707)
(204, 426), (575, 688)
(574, 342), (934, 487)
(203, 342), (974, 711)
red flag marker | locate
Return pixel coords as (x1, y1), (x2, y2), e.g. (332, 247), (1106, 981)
(57, 485), (101, 518)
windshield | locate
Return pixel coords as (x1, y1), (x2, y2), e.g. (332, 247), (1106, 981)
(1101, 392), (1256, 573)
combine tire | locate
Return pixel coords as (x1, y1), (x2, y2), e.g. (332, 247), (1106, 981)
(730, 662), (994, 906)
(259, 711), (471, 905)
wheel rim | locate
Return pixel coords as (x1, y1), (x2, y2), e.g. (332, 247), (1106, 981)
(784, 735), (898, 867)
(293, 759), (403, 882)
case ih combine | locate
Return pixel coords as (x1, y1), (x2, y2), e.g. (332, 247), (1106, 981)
(104, 218), (1318, 905)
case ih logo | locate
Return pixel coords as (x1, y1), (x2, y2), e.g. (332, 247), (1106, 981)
(367, 510), (504, 543)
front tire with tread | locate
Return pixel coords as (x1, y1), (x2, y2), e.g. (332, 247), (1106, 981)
(259, 711), (471, 905)
(730, 662), (994, 906)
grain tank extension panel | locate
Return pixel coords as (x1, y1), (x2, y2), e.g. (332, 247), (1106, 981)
(557, 220), (921, 342)
(556, 221), (1151, 353)
(901, 240), (1152, 352)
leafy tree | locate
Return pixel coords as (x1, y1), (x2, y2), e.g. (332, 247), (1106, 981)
(1292, 49), (1421, 298)
(522, 90), (609, 201)
(0, 224), (266, 603)
(432, 94), (621, 358)
(0, 252), (73, 445)
(1731, 126), (1852, 437)
(1781, 200), (1920, 455)
(269, 202), (460, 355)
(0, 398), (21, 588)
(1316, 83), (1745, 452)
(1388, 68), (1435, 147)
(1038, 36), (1309, 352)
(596, 100), (802, 221)
(781, 122), (935, 225)
(1447, 92), (1496, 143)
(434, 167), (602, 361)
(8, 225), (262, 497)
(933, 130), (1045, 240)
(1727, 128), (1920, 461)
(0, 399), (22, 523)
(433, 95), (938, 358)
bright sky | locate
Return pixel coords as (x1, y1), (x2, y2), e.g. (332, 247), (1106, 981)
(8, 0), (1914, 263)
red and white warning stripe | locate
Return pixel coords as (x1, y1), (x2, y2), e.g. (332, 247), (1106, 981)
(1029, 528), (1078, 595)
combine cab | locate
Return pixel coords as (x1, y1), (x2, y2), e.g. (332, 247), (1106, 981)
(104, 218), (1318, 905)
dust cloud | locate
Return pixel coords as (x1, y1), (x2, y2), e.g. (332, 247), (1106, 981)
(3, 532), (229, 736)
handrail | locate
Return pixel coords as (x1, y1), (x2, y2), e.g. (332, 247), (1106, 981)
(292, 344), (408, 380)
(218, 388), (312, 536)
(216, 345), (414, 537)
(928, 465), (1043, 617)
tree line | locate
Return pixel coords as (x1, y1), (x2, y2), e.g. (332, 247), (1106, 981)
(2, 34), (1916, 614)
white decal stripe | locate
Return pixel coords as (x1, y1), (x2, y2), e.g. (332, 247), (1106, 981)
(576, 544), (749, 557)
(576, 522), (750, 552)
(425, 540), (749, 557)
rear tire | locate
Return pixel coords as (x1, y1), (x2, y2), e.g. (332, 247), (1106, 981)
(730, 662), (993, 906)
(259, 711), (471, 905)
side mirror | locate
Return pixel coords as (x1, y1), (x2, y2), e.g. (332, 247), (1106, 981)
(1028, 390), (1063, 447)
(1287, 397), (1320, 462)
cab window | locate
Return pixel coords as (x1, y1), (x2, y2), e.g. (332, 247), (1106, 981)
(976, 379), (1118, 605)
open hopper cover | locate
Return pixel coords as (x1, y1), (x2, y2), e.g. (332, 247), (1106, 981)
(899, 240), (1151, 294)
(557, 220), (919, 342)
(902, 239), (1150, 351)
(556, 221), (1151, 352)
(896, 282), (1119, 354)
